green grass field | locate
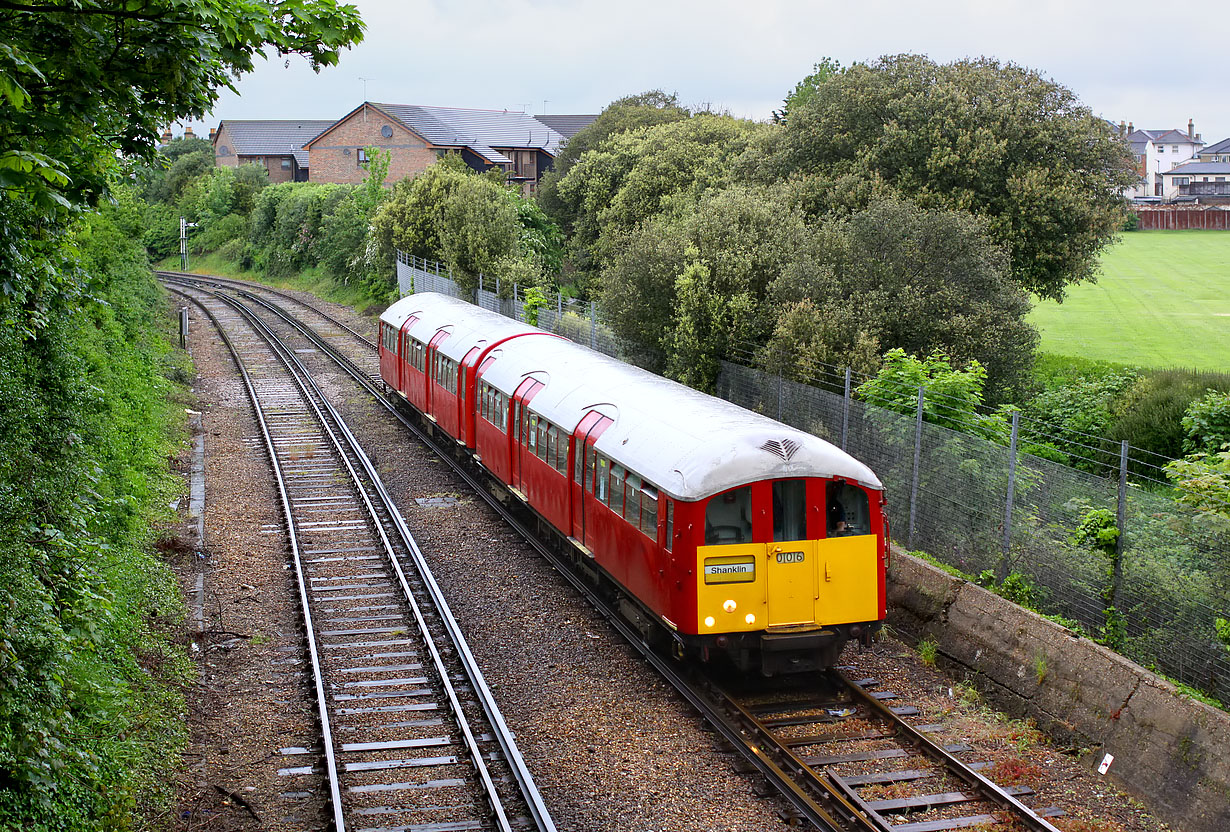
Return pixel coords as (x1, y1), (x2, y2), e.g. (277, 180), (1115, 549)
(1029, 230), (1230, 370)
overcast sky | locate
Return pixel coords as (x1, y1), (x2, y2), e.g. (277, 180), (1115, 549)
(195, 0), (1228, 145)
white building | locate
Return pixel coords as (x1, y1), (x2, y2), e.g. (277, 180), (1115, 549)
(1124, 121), (1204, 199)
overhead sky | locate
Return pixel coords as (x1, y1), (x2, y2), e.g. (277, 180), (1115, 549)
(194, 0), (1228, 146)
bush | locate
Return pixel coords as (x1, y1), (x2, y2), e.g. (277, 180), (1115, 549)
(0, 192), (189, 829)
(1110, 369), (1230, 461)
(1182, 390), (1230, 455)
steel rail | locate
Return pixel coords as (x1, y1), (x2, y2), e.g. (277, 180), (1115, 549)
(834, 669), (1064, 832)
(169, 278), (556, 832)
(165, 273), (557, 832)
(167, 286), (348, 832)
(224, 289), (517, 832)
(159, 270), (376, 349)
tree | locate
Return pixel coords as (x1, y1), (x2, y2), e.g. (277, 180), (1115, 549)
(438, 174), (519, 292)
(552, 114), (769, 263)
(371, 154), (472, 263)
(767, 199), (1037, 401)
(537, 90), (690, 232)
(753, 54), (1137, 301)
(856, 348), (1007, 438)
(772, 57), (843, 124)
(0, 0), (364, 329)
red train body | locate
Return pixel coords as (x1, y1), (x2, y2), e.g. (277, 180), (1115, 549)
(379, 294), (887, 674)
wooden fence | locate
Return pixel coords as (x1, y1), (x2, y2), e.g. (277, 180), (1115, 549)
(1133, 207), (1230, 229)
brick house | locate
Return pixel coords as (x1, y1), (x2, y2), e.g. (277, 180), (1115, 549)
(212, 120), (335, 183)
(303, 102), (595, 193)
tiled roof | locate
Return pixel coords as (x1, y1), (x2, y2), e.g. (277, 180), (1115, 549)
(1127, 128), (1202, 146)
(535, 114), (599, 140)
(1161, 160), (1230, 176)
(1199, 137), (1230, 157)
(370, 103), (564, 161)
(215, 120), (334, 167)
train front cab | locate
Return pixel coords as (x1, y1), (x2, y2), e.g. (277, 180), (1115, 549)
(684, 477), (886, 675)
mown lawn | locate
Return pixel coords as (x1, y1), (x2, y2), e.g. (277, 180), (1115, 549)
(1029, 230), (1230, 370)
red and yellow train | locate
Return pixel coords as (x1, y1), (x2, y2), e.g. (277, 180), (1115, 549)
(379, 293), (888, 674)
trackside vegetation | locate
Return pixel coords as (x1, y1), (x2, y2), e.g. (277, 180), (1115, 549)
(0, 1), (364, 827)
(0, 193), (192, 828)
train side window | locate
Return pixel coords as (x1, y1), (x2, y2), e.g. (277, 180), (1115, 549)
(609, 464), (625, 516)
(773, 479), (807, 542)
(665, 500), (674, 551)
(705, 486), (752, 545)
(827, 481), (870, 536)
(626, 474), (641, 529)
(535, 418), (548, 461)
(553, 428), (568, 475)
(513, 401), (522, 442)
(584, 449), (595, 493)
(641, 484), (658, 537)
(527, 413), (539, 453)
(596, 456), (610, 503)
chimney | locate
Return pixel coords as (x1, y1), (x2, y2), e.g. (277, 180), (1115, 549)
(1128, 121), (1134, 134)
(1188, 119), (1194, 139)
(1196, 133), (1201, 142)
(1119, 120), (1126, 135)
(209, 127), (216, 142)
(184, 125), (195, 139)
(161, 127), (172, 143)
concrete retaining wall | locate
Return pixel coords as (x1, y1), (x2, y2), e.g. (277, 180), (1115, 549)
(887, 550), (1230, 832)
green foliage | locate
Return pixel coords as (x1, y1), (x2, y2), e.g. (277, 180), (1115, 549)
(1110, 370), (1230, 461)
(1122, 211), (1139, 231)
(537, 90), (691, 231)
(976, 570), (1043, 609)
(856, 348), (1007, 438)
(1215, 618), (1230, 651)
(1071, 507), (1119, 556)
(773, 57), (843, 123)
(752, 54), (1136, 301)
(372, 155), (470, 263)
(768, 199), (1037, 402)
(1164, 449), (1230, 526)
(1182, 390), (1230, 455)
(0, 191), (190, 829)
(917, 636), (939, 667)
(1019, 366), (1138, 470)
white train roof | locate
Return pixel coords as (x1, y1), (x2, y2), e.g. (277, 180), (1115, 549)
(382, 294), (883, 501)
(382, 293), (549, 359)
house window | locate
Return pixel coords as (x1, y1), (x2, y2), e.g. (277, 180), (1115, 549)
(1157, 145), (1164, 153)
(1217, 177), (1226, 183)
(1174, 177), (1189, 186)
(281, 159), (291, 169)
(357, 148), (368, 166)
(1172, 145), (1179, 153)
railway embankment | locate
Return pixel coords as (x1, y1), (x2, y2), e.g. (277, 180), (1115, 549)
(886, 549), (1230, 832)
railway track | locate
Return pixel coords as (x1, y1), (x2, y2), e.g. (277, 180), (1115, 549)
(707, 669), (1067, 830)
(162, 273), (1072, 831)
(167, 278), (554, 832)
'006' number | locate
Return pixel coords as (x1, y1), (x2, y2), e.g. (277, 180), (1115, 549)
(775, 551), (804, 564)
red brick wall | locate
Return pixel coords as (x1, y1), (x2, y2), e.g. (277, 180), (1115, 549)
(213, 124), (239, 168)
(307, 105), (436, 185)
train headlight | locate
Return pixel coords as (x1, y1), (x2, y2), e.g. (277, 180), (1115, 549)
(704, 616), (716, 628)
(722, 599), (737, 613)
(745, 613), (756, 625)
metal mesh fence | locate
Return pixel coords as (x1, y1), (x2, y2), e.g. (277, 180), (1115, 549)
(397, 253), (1230, 703)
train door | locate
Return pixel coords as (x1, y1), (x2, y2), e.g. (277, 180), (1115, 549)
(458, 345), (482, 446)
(569, 412), (612, 547)
(397, 315), (419, 395)
(766, 478), (818, 628)
(510, 378), (543, 495)
(424, 329), (450, 417)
